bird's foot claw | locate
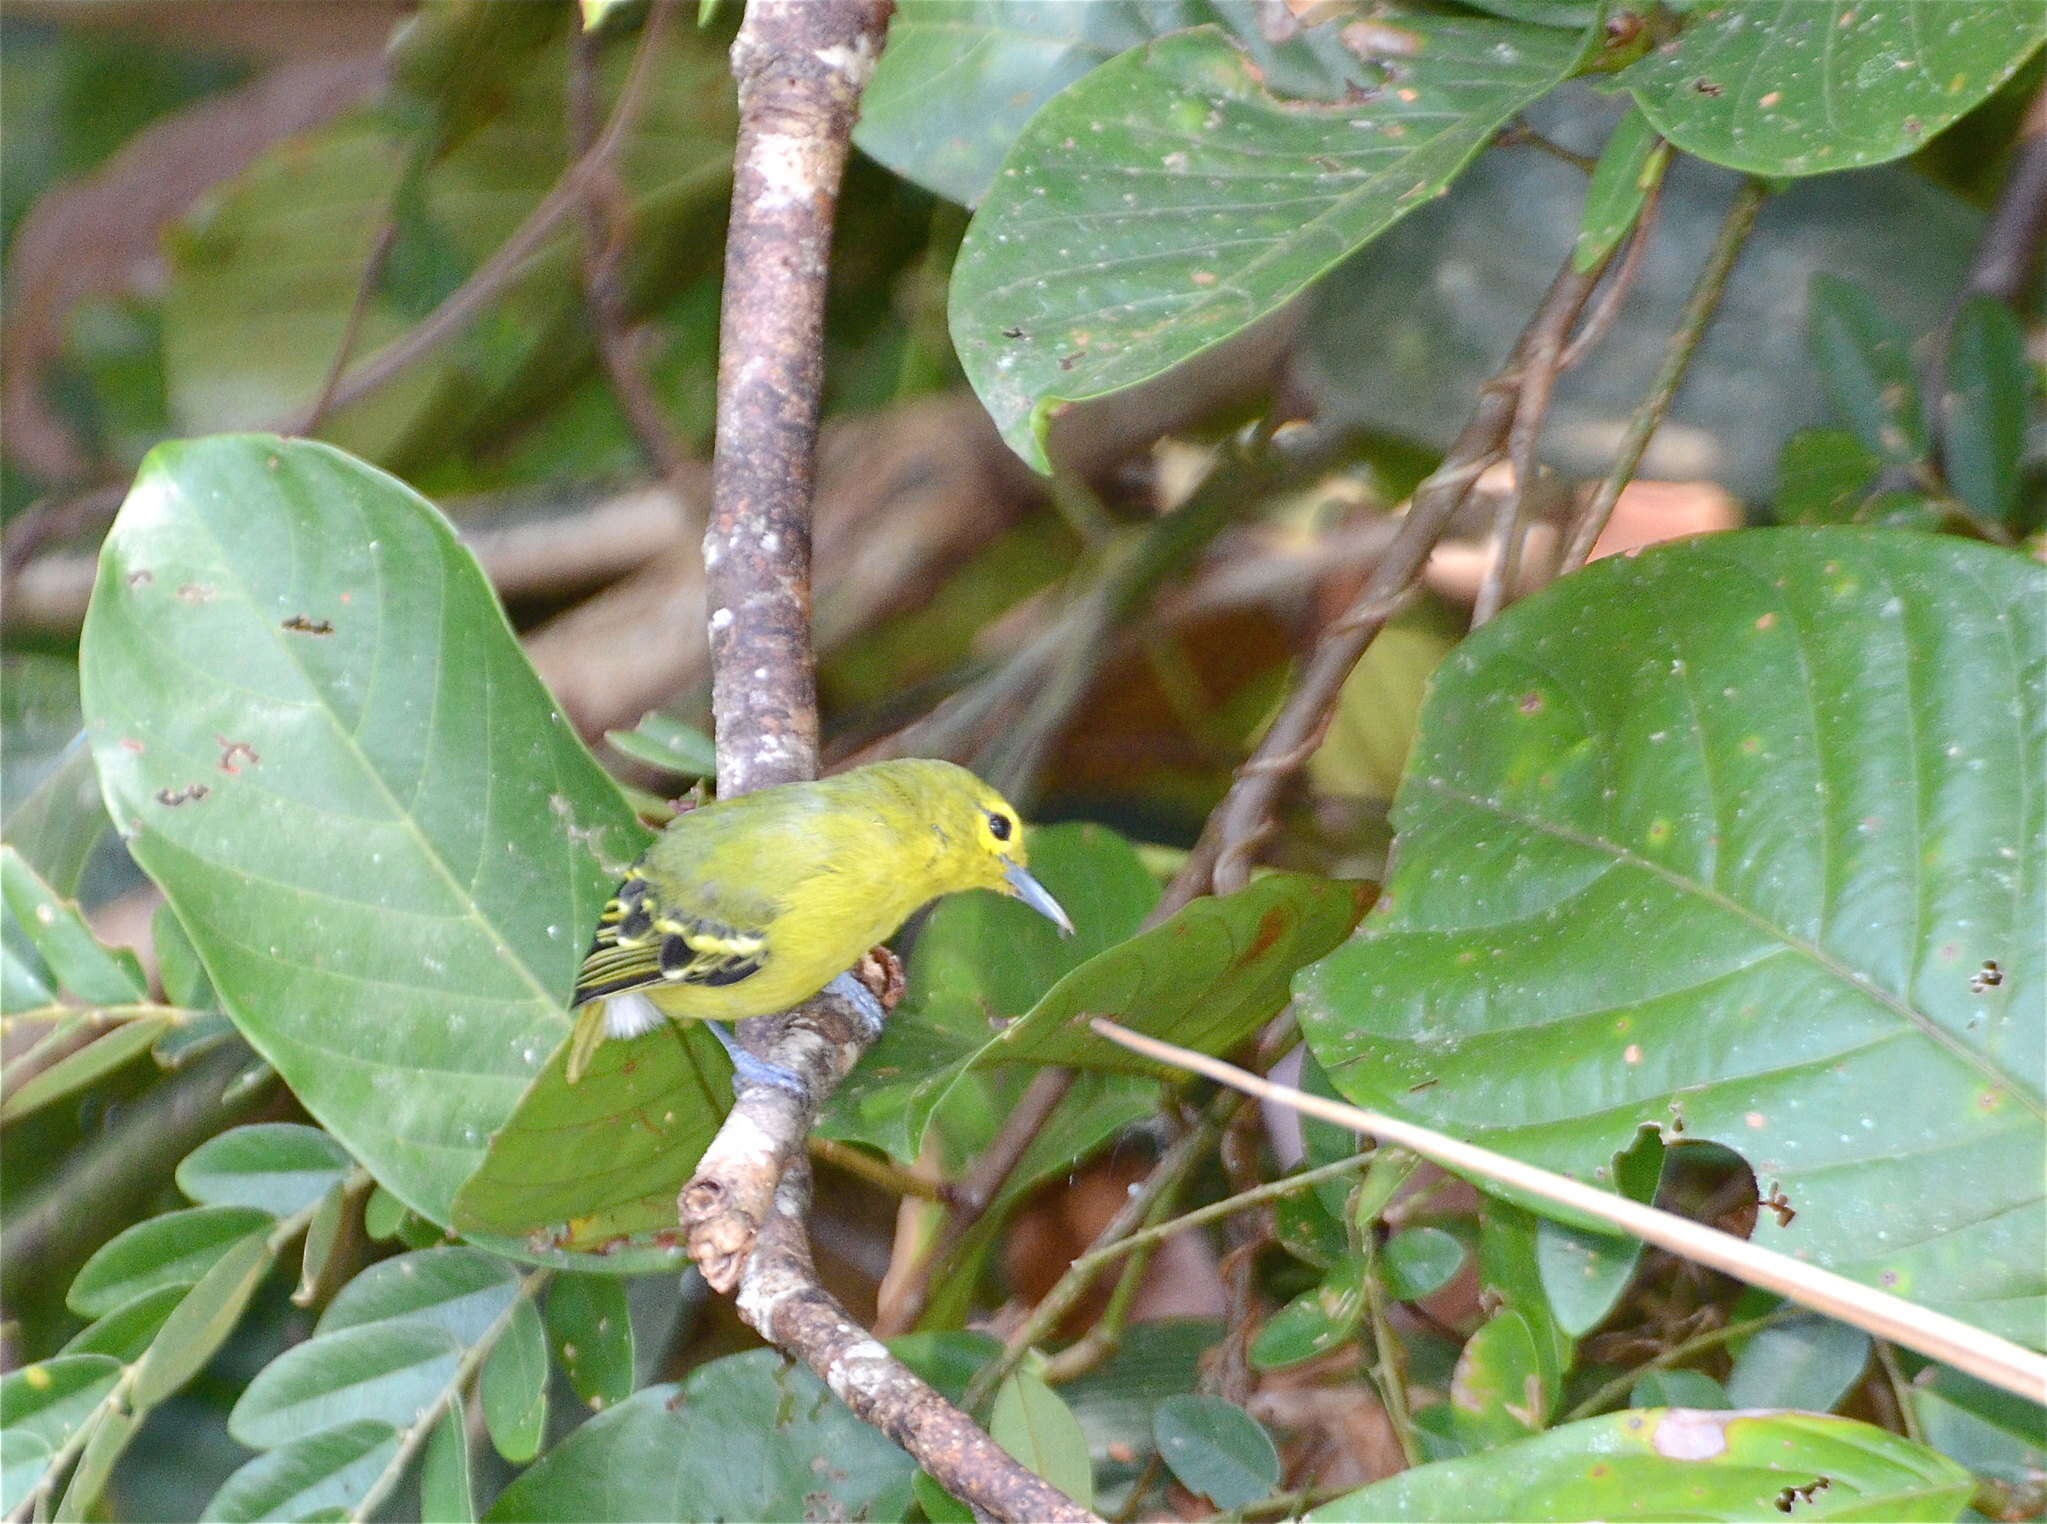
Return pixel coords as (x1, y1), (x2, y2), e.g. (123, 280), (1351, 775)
(706, 1021), (808, 1097)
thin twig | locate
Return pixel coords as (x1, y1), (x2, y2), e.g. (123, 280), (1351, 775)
(1556, 169), (1665, 373)
(1161, 252), (1611, 911)
(1561, 1308), (1793, 1423)
(1557, 177), (1767, 574)
(963, 1113), (1224, 1411)
(1092, 1020), (2047, 1406)
(274, 2), (676, 436)
(570, 3), (694, 482)
(301, 203), (402, 437)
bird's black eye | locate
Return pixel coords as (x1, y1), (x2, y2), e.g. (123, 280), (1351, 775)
(987, 812), (1013, 842)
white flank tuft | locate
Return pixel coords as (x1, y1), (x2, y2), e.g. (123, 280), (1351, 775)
(603, 992), (665, 1040)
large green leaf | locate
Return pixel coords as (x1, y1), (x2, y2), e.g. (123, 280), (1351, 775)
(1310, 1409), (1972, 1521)
(950, 15), (1587, 469)
(1299, 530), (2044, 1344)
(79, 436), (649, 1230)
(449, 1016), (728, 1252)
(482, 1351), (918, 1522)
(1618, 3), (2047, 177)
(855, 0), (1371, 206)
(66, 1205), (273, 1317)
(228, 1321), (463, 1448)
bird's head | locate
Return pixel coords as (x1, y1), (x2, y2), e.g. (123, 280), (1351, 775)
(884, 759), (1074, 936)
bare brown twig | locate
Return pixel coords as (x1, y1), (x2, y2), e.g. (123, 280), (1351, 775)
(570, 3), (694, 483)
(274, 2), (675, 436)
(1159, 249), (1614, 913)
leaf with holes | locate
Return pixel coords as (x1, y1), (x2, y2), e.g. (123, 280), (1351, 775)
(1617, 3), (2047, 177)
(1299, 529), (2044, 1344)
(1310, 1409), (1971, 1521)
(79, 436), (650, 1239)
(950, 15), (1588, 469)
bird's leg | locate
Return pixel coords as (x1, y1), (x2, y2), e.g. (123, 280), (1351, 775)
(705, 1021), (808, 1097)
(823, 974), (886, 1039)
(830, 946), (904, 1040)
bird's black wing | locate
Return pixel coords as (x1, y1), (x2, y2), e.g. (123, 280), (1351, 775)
(571, 876), (768, 1005)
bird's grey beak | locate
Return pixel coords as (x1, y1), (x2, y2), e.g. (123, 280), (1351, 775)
(1004, 861), (1073, 937)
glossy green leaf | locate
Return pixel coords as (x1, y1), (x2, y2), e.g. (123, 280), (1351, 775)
(1450, 1308), (1547, 1449)
(1632, 1368), (1731, 1411)
(79, 436), (650, 1230)
(602, 713), (715, 778)
(1941, 295), (2032, 525)
(951, 16), (1587, 469)
(296, 1179), (349, 1304)
(1724, 1314), (1871, 1414)
(991, 1368), (1095, 1509)
(1618, 3), (2047, 177)
(480, 1298), (548, 1464)
(364, 1186), (407, 1242)
(825, 821), (1156, 1162)
(152, 900), (215, 1010)
(1536, 1131), (1662, 1337)
(450, 1016), (724, 1254)
(855, 1), (1373, 207)
(1252, 1255), (1368, 1370)
(206, 1419), (400, 1524)
(176, 1124), (355, 1216)
(1311, 1409), (1973, 1521)
(318, 1247), (521, 1346)
(1776, 428), (1882, 525)
(1807, 273), (1928, 463)
(50, 1406), (137, 1524)
(420, 1402), (475, 1524)
(0, 1011), (177, 1123)
(482, 1352), (918, 1522)
(0, 1355), (121, 1454)
(59, 1285), (186, 1363)
(1381, 1226), (1465, 1302)
(1907, 1363), (2046, 1488)
(1153, 1394), (1280, 1510)
(1572, 105), (1664, 274)
(129, 1231), (277, 1409)
(1478, 1202), (1571, 1402)
(0, 1430), (50, 1516)
(1, 847), (146, 1005)
(230, 1321), (463, 1448)
(1272, 1180), (1348, 1270)
(1299, 530), (2045, 1345)
(969, 872), (1374, 1077)
(67, 1205), (273, 1317)
(2, 742), (110, 901)
(546, 1274), (634, 1409)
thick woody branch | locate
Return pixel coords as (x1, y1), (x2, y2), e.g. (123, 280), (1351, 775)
(739, 1165), (1102, 1523)
(683, 0), (890, 1286)
(682, 12), (1092, 1513)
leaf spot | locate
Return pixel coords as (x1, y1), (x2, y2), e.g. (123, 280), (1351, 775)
(281, 614), (335, 635)
(154, 783), (211, 807)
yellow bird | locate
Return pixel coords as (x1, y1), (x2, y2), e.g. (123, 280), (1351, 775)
(567, 758), (1072, 1087)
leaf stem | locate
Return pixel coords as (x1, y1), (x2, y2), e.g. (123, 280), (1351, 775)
(346, 1268), (554, 1524)
(1557, 175), (1767, 573)
(1560, 1308), (1791, 1423)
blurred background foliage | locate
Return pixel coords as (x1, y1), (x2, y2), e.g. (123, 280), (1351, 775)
(2, 1), (2042, 1520)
